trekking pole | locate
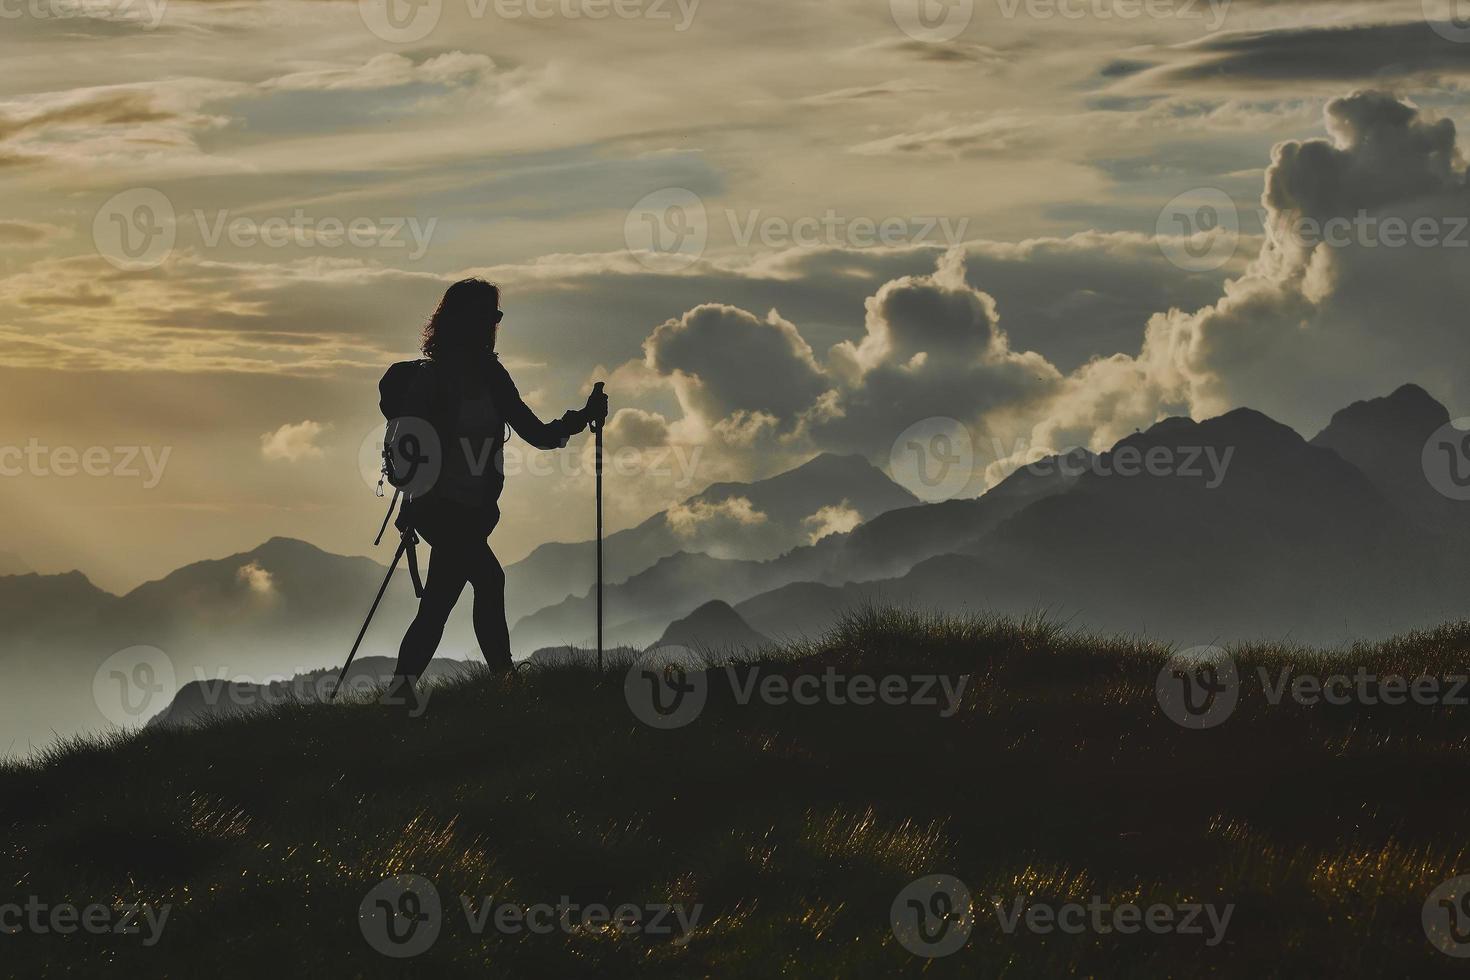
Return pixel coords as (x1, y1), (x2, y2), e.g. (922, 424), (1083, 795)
(331, 530), (411, 701)
(591, 381), (605, 671)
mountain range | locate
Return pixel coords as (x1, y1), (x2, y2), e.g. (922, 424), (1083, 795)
(5, 384), (1467, 750)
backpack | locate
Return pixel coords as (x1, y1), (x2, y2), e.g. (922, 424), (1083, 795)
(371, 358), (441, 597)
(377, 359), (439, 495)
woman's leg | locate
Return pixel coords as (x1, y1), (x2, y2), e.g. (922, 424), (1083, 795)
(467, 540), (511, 672)
(393, 508), (472, 683)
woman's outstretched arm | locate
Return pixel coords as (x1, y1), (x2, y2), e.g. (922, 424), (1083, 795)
(487, 357), (599, 450)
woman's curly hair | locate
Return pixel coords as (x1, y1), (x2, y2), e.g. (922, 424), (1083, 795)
(421, 278), (500, 360)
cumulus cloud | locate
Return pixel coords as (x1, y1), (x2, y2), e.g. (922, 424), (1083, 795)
(665, 496), (768, 538)
(803, 501), (862, 543)
(261, 420), (330, 462)
(643, 304), (829, 434)
(236, 560), (276, 596)
(610, 91), (1470, 495)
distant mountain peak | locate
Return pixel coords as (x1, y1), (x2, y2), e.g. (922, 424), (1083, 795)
(653, 599), (769, 653)
(1315, 384), (1450, 444)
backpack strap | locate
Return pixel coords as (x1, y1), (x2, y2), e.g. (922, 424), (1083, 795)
(404, 528), (424, 599)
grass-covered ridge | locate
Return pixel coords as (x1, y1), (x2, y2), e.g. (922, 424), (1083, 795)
(5, 608), (1470, 977)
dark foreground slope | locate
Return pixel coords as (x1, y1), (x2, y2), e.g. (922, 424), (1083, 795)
(4, 610), (1470, 977)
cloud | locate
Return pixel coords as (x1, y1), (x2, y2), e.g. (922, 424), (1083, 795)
(261, 52), (497, 92)
(0, 80), (238, 172)
(665, 496), (767, 538)
(260, 420), (331, 462)
(0, 221), (67, 247)
(236, 560), (276, 596)
(613, 91), (1470, 494)
(643, 304), (829, 434)
(1129, 22), (1470, 90)
(803, 501), (861, 543)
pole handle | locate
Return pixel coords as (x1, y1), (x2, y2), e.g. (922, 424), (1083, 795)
(589, 381), (606, 432)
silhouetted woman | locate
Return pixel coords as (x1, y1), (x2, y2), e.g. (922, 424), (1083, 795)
(390, 278), (606, 701)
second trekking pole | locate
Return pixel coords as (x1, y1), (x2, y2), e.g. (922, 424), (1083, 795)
(592, 381), (606, 671)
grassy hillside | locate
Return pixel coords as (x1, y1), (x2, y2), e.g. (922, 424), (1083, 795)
(4, 609), (1470, 977)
